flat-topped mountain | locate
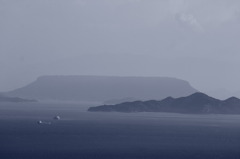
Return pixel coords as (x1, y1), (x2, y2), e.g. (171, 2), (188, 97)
(88, 92), (240, 114)
(0, 95), (37, 103)
(6, 75), (197, 102)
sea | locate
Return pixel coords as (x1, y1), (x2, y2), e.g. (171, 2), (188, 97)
(0, 102), (240, 159)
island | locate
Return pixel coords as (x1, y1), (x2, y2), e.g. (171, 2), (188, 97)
(88, 92), (240, 114)
(0, 95), (37, 103)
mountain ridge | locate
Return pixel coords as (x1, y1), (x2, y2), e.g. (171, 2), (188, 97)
(88, 92), (240, 114)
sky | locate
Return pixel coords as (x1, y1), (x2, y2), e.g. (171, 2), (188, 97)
(1, 0), (240, 98)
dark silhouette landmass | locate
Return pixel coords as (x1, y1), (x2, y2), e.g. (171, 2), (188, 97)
(0, 95), (37, 103)
(103, 97), (137, 105)
(6, 75), (197, 102)
(88, 92), (240, 114)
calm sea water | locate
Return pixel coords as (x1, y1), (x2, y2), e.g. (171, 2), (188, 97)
(0, 102), (240, 159)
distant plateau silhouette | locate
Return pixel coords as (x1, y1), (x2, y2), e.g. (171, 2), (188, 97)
(6, 75), (197, 102)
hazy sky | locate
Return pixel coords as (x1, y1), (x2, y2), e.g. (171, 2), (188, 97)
(1, 0), (240, 96)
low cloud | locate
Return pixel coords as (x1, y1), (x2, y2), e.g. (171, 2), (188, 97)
(176, 13), (204, 32)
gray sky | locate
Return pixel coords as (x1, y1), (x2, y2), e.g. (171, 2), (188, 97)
(1, 0), (240, 96)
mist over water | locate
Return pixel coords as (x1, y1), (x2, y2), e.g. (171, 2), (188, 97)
(1, 0), (240, 99)
(1, 1), (240, 158)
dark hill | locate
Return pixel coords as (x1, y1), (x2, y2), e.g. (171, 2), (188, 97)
(88, 92), (240, 114)
(6, 75), (197, 102)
